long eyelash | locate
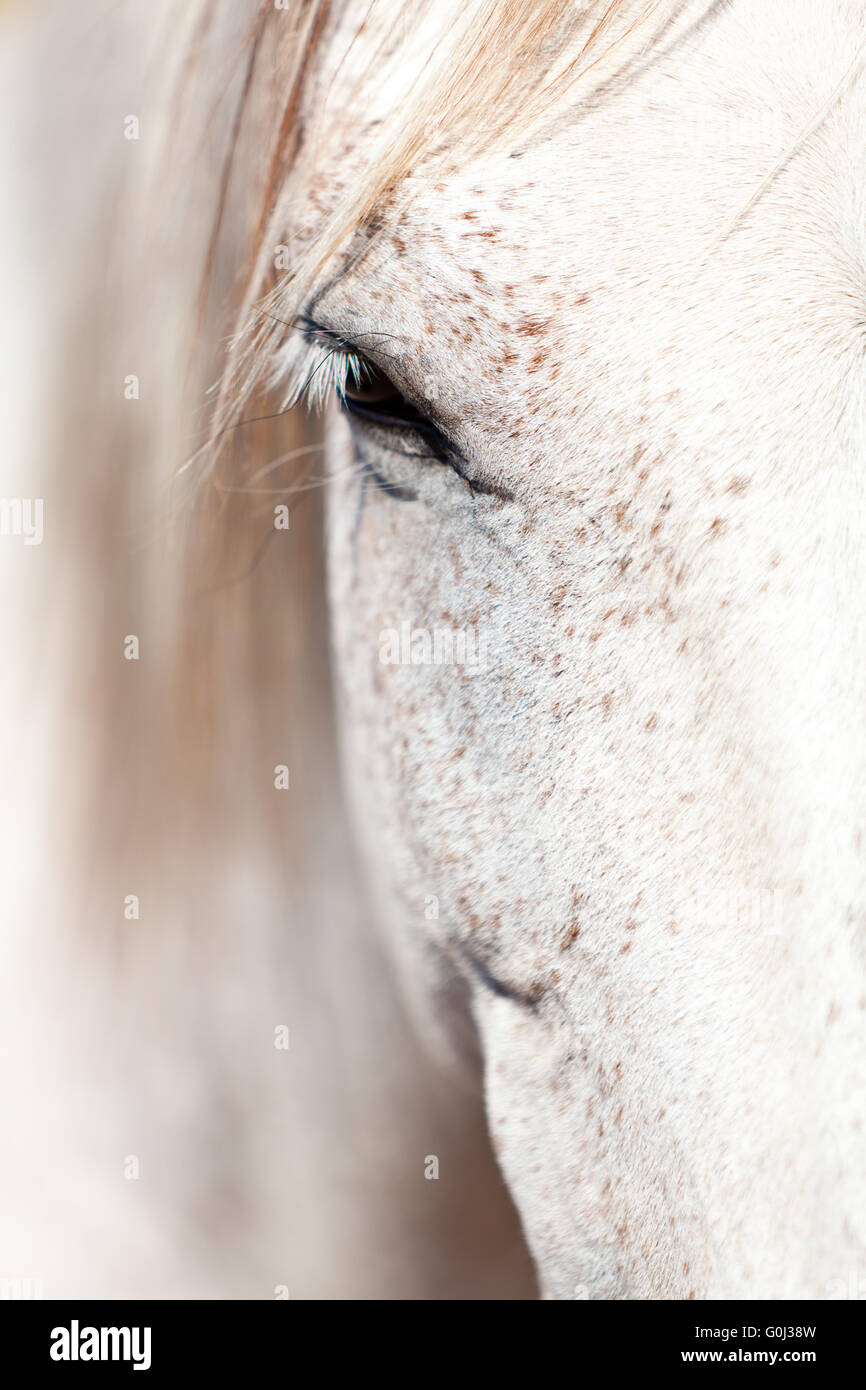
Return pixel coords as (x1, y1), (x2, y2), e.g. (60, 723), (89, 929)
(269, 316), (395, 413)
(275, 338), (367, 412)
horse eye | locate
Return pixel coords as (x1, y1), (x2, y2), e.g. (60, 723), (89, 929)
(337, 350), (454, 462)
(343, 360), (400, 405)
(341, 356), (437, 436)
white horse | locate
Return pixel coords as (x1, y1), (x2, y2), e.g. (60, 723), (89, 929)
(2, 0), (865, 1300)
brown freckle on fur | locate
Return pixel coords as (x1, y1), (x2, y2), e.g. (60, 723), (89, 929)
(769, 550), (782, 568)
(624, 919), (637, 932)
(708, 517), (727, 537)
(549, 583), (568, 608)
(645, 713), (659, 732)
(529, 350), (546, 371)
(462, 210), (477, 220)
(517, 316), (546, 337)
(726, 475), (750, 494)
(620, 941), (632, 952)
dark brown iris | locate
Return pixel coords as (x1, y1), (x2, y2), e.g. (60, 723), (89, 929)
(343, 361), (400, 405)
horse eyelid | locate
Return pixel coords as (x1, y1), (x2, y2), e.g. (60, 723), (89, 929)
(296, 316), (467, 474)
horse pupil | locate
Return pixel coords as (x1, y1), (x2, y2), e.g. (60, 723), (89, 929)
(345, 361), (397, 404)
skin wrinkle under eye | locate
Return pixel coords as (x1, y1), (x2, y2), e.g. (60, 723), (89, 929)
(453, 939), (547, 1010)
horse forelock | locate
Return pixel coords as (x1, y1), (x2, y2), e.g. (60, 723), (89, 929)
(198, 0), (680, 463)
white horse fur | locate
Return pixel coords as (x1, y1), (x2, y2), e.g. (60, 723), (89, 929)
(2, 0), (865, 1300)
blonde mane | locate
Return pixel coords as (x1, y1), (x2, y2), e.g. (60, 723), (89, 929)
(207, 0), (674, 457)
